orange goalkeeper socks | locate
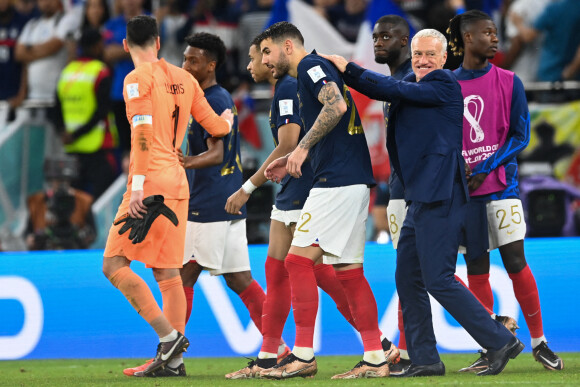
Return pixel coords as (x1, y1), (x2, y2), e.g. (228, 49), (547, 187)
(109, 266), (163, 324)
(159, 276), (186, 334)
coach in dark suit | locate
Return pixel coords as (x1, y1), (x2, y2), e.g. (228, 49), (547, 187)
(321, 28), (523, 377)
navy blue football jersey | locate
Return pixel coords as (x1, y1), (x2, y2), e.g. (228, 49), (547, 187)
(186, 84), (245, 222)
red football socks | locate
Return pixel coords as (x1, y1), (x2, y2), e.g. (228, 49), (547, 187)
(285, 254), (318, 348)
(183, 286), (194, 324)
(261, 257), (291, 354)
(239, 279), (267, 333)
(509, 265), (544, 338)
(336, 268), (382, 352)
(468, 273), (494, 312)
(313, 263), (358, 330)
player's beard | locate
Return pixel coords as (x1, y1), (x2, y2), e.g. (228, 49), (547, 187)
(375, 55), (389, 64)
(375, 49), (399, 66)
(273, 54), (291, 79)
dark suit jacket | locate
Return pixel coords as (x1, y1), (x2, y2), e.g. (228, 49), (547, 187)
(343, 63), (467, 203)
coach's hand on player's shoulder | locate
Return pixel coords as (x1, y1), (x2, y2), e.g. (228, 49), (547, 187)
(265, 155), (289, 183)
(129, 189), (147, 219)
(467, 172), (488, 192)
(225, 188), (248, 215)
(318, 53), (348, 73)
(287, 147), (308, 178)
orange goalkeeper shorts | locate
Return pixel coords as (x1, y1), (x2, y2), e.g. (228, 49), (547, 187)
(104, 197), (187, 269)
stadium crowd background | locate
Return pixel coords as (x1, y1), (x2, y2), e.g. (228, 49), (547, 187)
(1, 0), (580, 251)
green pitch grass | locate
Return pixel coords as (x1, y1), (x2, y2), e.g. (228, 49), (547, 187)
(0, 353), (578, 386)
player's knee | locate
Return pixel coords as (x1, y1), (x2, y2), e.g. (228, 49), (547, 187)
(502, 255), (527, 273)
(102, 258), (121, 280)
(465, 255), (490, 276)
(224, 271), (253, 294)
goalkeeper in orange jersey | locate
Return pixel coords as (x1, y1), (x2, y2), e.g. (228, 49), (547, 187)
(101, 15), (232, 377)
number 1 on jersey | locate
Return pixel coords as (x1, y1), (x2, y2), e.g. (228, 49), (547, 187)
(172, 104), (180, 147)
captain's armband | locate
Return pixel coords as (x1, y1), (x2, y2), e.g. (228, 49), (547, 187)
(132, 115), (152, 127)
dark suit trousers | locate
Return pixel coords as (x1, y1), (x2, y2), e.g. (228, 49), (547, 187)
(395, 181), (513, 365)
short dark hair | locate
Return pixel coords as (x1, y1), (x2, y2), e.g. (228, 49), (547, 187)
(261, 21), (304, 46)
(184, 32), (227, 68)
(126, 15), (158, 47)
(447, 10), (492, 56)
(251, 31), (267, 49)
(375, 15), (410, 36)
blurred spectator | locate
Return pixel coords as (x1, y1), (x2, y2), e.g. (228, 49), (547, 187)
(15, 0), (79, 101)
(14, 0), (38, 18)
(326, 0), (367, 43)
(520, 121), (574, 167)
(236, 0), (272, 77)
(103, 0), (145, 154)
(431, 0), (464, 70)
(393, 0), (431, 31)
(0, 0), (30, 118)
(52, 27), (116, 198)
(156, 0), (187, 66)
(510, 0), (580, 82)
(67, 0), (111, 60)
(176, 0), (241, 90)
(25, 156), (96, 250)
(500, 0), (548, 83)
(562, 43), (580, 81)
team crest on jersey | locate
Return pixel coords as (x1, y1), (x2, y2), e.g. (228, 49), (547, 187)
(126, 83), (139, 99)
(307, 65), (326, 83)
(279, 99), (293, 116)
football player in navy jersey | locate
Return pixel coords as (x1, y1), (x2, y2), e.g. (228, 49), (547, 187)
(224, 33), (399, 379)
(260, 22), (389, 380)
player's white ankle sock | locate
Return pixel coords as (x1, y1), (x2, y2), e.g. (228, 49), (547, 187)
(292, 346), (314, 361)
(277, 343), (287, 356)
(380, 333), (386, 342)
(399, 349), (409, 360)
(363, 350), (386, 365)
(531, 336), (547, 349)
(168, 357), (183, 367)
(258, 351), (277, 360)
(490, 313), (497, 319)
(160, 329), (178, 343)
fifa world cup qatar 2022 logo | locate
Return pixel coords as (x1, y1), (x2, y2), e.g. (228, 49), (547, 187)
(464, 95), (485, 143)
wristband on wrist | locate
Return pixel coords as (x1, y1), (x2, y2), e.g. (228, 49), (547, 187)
(241, 179), (257, 194)
(132, 175), (145, 191)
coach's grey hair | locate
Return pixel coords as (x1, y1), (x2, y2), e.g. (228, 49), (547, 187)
(411, 29), (447, 56)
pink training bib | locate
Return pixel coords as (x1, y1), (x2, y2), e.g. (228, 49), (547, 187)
(459, 65), (514, 196)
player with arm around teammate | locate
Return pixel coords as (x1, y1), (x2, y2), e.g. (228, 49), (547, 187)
(224, 33), (399, 379)
(260, 22), (389, 380)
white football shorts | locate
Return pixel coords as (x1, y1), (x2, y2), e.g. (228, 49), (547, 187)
(459, 198), (527, 254)
(270, 205), (302, 227)
(486, 198), (527, 250)
(291, 184), (369, 264)
(182, 219), (250, 276)
(386, 199), (407, 250)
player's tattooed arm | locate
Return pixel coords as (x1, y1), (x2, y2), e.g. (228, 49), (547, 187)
(298, 81), (347, 150)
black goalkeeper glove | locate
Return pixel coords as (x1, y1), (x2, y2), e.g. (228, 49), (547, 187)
(114, 195), (178, 244)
